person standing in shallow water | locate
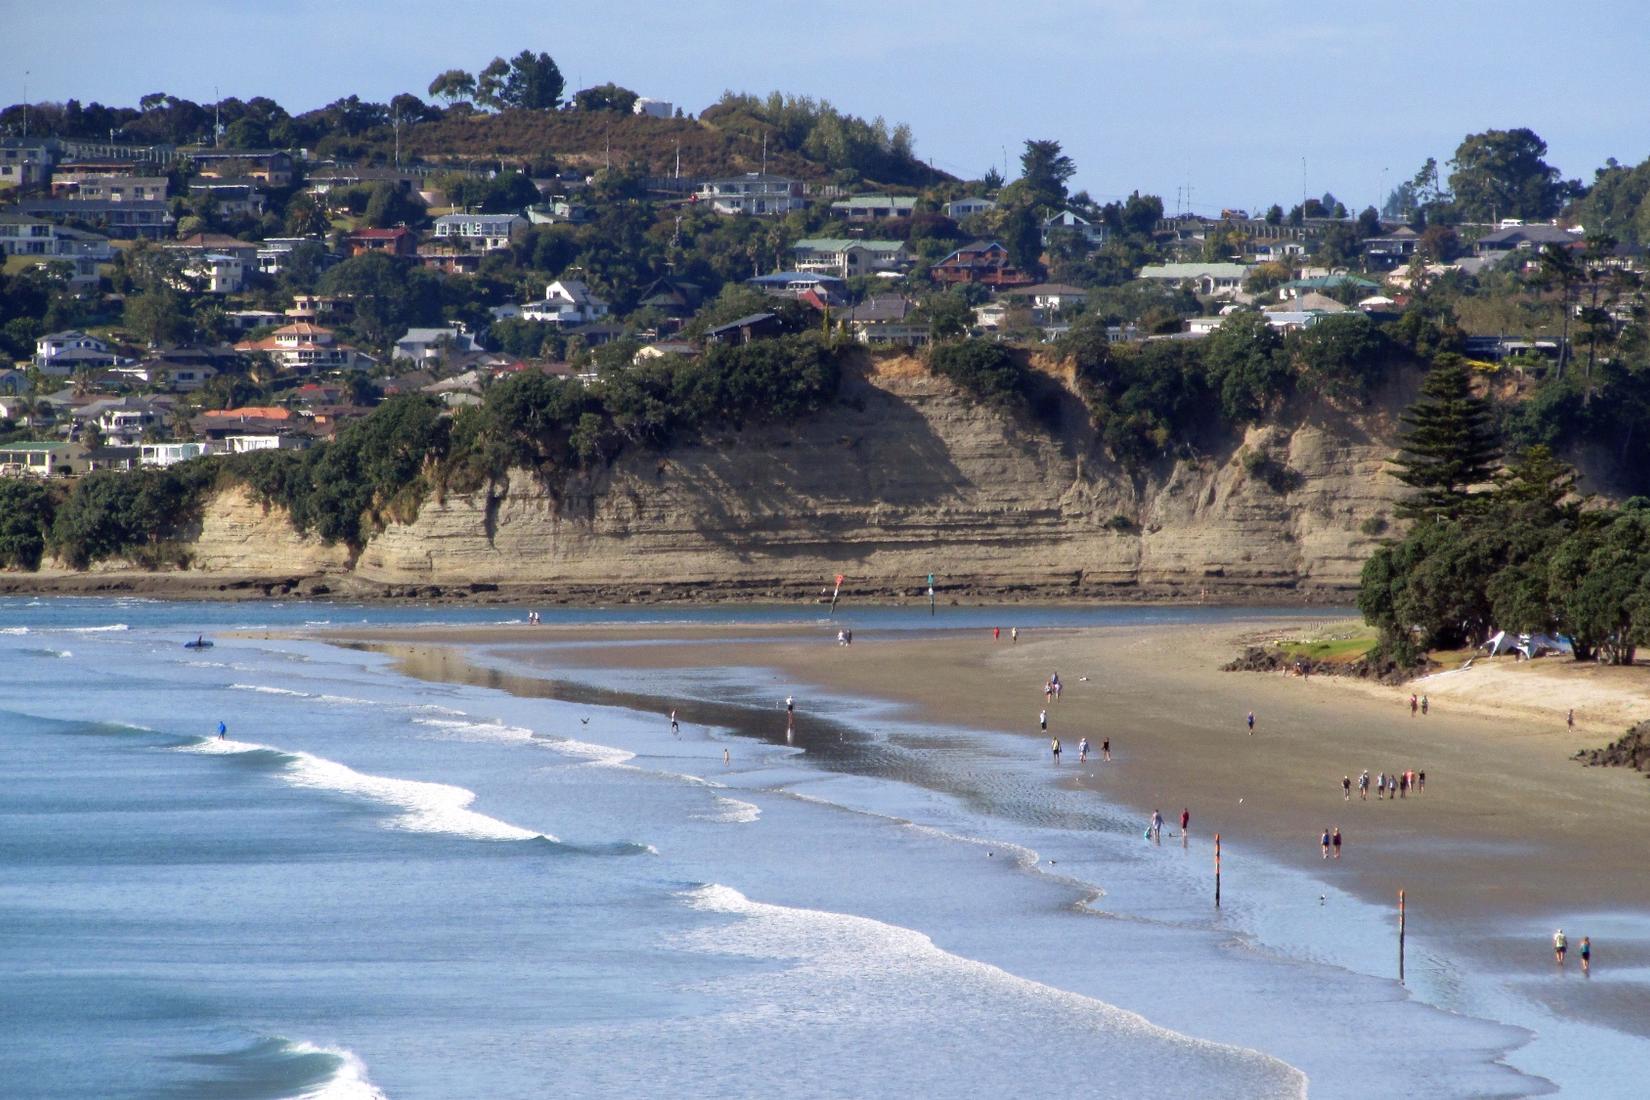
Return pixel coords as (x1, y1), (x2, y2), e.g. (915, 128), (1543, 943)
(1039, 708), (1048, 732)
(1580, 936), (1591, 974)
(1050, 738), (1061, 763)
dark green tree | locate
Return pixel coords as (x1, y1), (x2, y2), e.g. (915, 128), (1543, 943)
(1018, 139), (1076, 213)
(0, 478), (56, 570)
(1389, 356), (1500, 520)
(428, 69), (477, 106)
(1202, 311), (1289, 423)
(1448, 128), (1564, 223)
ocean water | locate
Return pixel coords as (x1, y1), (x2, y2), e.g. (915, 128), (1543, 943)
(0, 597), (1640, 1098)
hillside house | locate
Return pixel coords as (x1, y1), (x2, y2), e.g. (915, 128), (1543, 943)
(186, 177), (268, 218)
(1004, 283), (1089, 314)
(234, 324), (373, 374)
(1137, 262), (1253, 298)
(830, 195), (918, 221)
(1042, 209), (1106, 247)
(0, 441), (85, 477)
(518, 279), (611, 326)
(185, 150), (295, 187)
(55, 175), (168, 202)
(791, 238), (910, 277)
(433, 213), (527, 252)
(695, 174), (806, 216)
(930, 241), (1034, 288)
(705, 312), (786, 345)
(1474, 224), (1580, 254)
(748, 271), (848, 304)
(12, 197), (174, 238)
(945, 197), (996, 219)
(346, 227), (417, 257)
(393, 327), (478, 363)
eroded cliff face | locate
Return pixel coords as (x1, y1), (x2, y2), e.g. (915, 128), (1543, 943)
(187, 483), (353, 575)
(329, 354), (1408, 597)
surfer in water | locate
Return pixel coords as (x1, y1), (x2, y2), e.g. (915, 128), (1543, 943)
(217, 720), (226, 740)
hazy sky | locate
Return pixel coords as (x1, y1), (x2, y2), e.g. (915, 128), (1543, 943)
(6, 0), (1648, 213)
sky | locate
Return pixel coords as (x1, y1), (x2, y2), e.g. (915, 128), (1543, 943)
(6, 0), (1649, 215)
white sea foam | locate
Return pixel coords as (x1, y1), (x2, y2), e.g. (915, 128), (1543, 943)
(179, 737), (546, 841)
(680, 884), (1306, 1097)
(544, 736), (637, 767)
(63, 623), (128, 633)
(710, 796), (761, 823)
(413, 717), (535, 744)
(288, 1042), (387, 1099)
(230, 683), (312, 697)
(0, 626), (29, 635)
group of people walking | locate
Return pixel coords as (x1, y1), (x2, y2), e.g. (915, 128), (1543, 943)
(1344, 769), (1425, 801)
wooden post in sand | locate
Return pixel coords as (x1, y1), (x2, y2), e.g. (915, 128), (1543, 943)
(1398, 889), (1407, 984)
(1214, 833), (1222, 908)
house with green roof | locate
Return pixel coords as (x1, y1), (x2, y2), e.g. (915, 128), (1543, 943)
(829, 195), (919, 221)
(1277, 275), (1379, 301)
(0, 441), (86, 477)
(791, 238), (910, 277)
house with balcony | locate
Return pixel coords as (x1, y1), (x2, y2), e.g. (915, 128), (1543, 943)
(13, 197), (174, 239)
(234, 323), (373, 375)
(519, 279), (611, 326)
(0, 139), (54, 191)
(0, 213), (114, 286)
(346, 227), (417, 257)
(1003, 283), (1089, 315)
(1042, 209), (1106, 248)
(1474, 223), (1580, 254)
(830, 194), (918, 221)
(140, 441), (214, 467)
(187, 177), (268, 219)
(748, 271), (848, 305)
(695, 174), (806, 216)
(432, 213), (527, 252)
(791, 238), (910, 278)
(185, 149), (295, 187)
(930, 241), (1035, 288)
(285, 295), (355, 325)
(57, 175), (169, 203)
(36, 331), (115, 369)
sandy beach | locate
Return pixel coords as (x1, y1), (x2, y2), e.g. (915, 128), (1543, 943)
(315, 615), (1650, 1042)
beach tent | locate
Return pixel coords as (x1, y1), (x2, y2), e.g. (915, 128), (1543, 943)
(1482, 630), (1574, 659)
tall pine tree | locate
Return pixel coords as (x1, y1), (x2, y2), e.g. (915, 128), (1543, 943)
(1389, 355), (1500, 520)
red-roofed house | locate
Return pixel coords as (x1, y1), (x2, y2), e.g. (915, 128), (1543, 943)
(346, 227), (417, 258)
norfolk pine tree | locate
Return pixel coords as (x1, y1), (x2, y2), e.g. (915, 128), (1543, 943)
(1389, 355), (1500, 521)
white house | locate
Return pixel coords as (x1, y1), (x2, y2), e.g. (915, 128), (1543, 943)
(520, 279), (610, 326)
(140, 441), (213, 467)
(633, 98), (673, 119)
(944, 197), (996, 220)
(695, 174), (806, 216)
(234, 323), (373, 374)
(36, 330), (111, 363)
(394, 327), (478, 363)
(830, 195), (918, 221)
(791, 238), (910, 278)
(1006, 283), (1089, 313)
(1042, 209), (1106, 247)
(432, 212), (528, 251)
(181, 252), (248, 295)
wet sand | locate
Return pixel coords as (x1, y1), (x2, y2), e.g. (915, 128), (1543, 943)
(312, 617), (1650, 1039)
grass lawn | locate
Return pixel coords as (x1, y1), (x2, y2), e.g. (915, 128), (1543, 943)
(1273, 621), (1379, 665)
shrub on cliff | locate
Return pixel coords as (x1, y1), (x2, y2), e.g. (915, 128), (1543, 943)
(927, 341), (1027, 407)
(48, 465), (214, 569)
(0, 478), (58, 570)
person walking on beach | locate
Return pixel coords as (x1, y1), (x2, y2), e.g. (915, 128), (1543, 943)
(1399, 772), (1408, 798)
(1342, 775), (1352, 800)
(1010, 627), (1018, 644)
(1554, 928), (1567, 965)
(723, 748), (730, 767)
(1151, 809), (1164, 842)
(1417, 770), (1425, 792)
(1420, 695), (1429, 715)
(1332, 826), (1342, 859)
(786, 695), (795, 731)
(1039, 708), (1048, 732)
(1321, 828), (1332, 859)
(1044, 681), (1053, 704)
(670, 709), (679, 736)
(1410, 694), (1418, 717)
(1246, 710), (1255, 735)
(1180, 807), (1190, 837)
(1051, 672), (1061, 700)
(1078, 737), (1089, 763)
(1376, 772), (1386, 798)
(1358, 770), (1369, 799)
(1567, 708), (1575, 730)
(994, 626), (1000, 641)
(1051, 738), (1061, 763)
(1580, 936), (1591, 975)
(1101, 737), (1111, 761)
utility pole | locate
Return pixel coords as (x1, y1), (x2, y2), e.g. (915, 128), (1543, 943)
(214, 86), (220, 148)
(21, 71), (29, 139)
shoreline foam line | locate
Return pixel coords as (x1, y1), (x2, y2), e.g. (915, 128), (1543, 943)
(179, 736), (548, 842)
